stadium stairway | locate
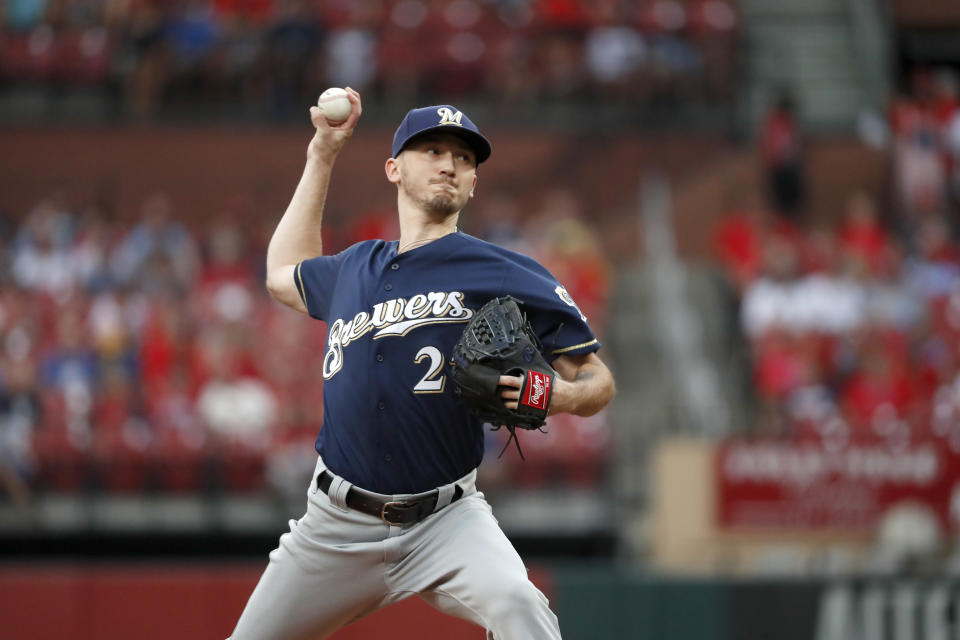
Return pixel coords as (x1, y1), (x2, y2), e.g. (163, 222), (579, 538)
(739, 0), (891, 132)
(607, 170), (755, 562)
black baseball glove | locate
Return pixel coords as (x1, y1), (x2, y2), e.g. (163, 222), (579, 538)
(451, 296), (555, 458)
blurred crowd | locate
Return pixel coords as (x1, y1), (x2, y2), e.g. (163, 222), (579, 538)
(0, 0), (738, 119)
(0, 185), (612, 499)
(714, 69), (960, 453)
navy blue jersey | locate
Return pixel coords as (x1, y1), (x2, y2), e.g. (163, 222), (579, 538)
(295, 231), (599, 494)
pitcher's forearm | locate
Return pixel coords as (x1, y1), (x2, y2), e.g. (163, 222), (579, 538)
(266, 150), (334, 275)
(548, 362), (616, 417)
(498, 352), (616, 416)
(264, 90), (362, 311)
(267, 87), (362, 277)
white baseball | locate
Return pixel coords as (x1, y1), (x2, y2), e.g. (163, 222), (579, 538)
(317, 88), (351, 124)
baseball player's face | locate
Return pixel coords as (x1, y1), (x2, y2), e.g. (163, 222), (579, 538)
(388, 133), (478, 217)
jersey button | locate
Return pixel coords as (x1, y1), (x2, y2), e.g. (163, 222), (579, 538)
(376, 354), (384, 362)
(378, 401), (386, 410)
(384, 453), (392, 462)
(384, 284), (393, 291)
(390, 263), (399, 270)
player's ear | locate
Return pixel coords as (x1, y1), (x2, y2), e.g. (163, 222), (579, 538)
(385, 156), (401, 184)
(469, 173), (478, 198)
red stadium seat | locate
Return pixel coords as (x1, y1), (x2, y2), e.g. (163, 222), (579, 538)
(0, 27), (59, 82)
(216, 439), (267, 493)
(31, 425), (88, 492)
(635, 0), (688, 34)
(52, 28), (114, 86)
(91, 421), (152, 493)
(150, 428), (210, 493)
(499, 411), (612, 488)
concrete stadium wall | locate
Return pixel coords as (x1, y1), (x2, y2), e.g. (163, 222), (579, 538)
(0, 126), (730, 265)
(0, 127), (887, 268)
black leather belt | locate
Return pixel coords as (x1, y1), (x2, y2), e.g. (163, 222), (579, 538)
(316, 470), (464, 526)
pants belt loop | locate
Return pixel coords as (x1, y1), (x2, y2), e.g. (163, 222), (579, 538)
(310, 457), (326, 495)
(434, 483), (455, 512)
(327, 475), (351, 512)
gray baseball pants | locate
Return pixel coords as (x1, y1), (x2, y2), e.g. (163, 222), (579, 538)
(228, 456), (562, 640)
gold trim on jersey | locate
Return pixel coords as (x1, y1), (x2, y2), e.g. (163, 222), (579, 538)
(296, 263), (306, 305)
(551, 339), (598, 355)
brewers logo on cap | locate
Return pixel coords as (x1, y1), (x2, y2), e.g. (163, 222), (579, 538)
(392, 105), (491, 163)
(437, 108), (464, 127)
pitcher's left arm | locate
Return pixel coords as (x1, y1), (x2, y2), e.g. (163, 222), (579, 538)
(499, 351), (614, 416)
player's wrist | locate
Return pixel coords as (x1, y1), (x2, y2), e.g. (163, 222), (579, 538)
(545, 376), (572, 416)
(307, 136), (342, 165)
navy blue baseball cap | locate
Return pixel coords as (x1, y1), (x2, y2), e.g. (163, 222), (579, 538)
(392, 105), (491, 164)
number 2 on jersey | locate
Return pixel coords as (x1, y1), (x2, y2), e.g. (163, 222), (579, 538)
(413, 346), (446, 393)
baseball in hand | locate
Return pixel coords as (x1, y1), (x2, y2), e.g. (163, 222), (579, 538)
(317, 88), (351, 124)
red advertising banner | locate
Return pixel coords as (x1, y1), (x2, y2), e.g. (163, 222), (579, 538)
(716, 437), (960, 532)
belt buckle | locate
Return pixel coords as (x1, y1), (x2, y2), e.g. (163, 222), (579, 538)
(380, 501), (408, 526)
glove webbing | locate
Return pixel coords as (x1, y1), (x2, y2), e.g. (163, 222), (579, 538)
(493, 318), (559, 460)
(491, 423), (547, 460)
(492, 425), (524, 460)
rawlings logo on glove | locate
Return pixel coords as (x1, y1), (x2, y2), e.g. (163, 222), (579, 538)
(523, 371), (551, 411)
(450, 296), (554, 458)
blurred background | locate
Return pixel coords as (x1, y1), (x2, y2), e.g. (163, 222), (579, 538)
(1, 0), (959, 638)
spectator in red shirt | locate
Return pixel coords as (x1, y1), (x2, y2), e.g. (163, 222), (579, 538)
(841, 341), (915, 430)
(838, 191), (890, 274)
(760, 91), (806, 221)
(712, 190), (767, 292)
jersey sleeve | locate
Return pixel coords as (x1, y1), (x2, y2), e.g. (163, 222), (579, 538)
(503, 259), (601, 362)
(295, 252), (346, 321)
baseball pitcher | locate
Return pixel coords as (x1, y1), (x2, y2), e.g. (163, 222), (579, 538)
(229, 88), (616, 640)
